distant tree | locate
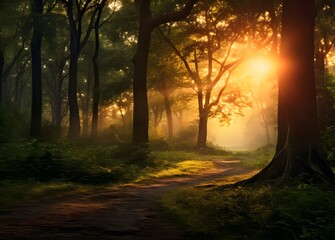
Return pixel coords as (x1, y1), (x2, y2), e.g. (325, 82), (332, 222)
(158, 0), (269, 148)
(315, 0), (335, 131)
(91, 0), (109, 139)
(0, 0), (28, 105)
(148, 42), (183, 139)
(245, 0), (335, 185)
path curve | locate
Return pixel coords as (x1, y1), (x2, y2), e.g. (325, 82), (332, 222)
(0, 159), (253, 240)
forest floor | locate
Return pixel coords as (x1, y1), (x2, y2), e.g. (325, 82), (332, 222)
(0, 159), (254, 240)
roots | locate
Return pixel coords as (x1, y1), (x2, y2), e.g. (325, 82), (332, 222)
(238, 146), (335, 188)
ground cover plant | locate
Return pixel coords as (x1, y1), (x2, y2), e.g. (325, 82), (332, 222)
(0, 141), (232, 208)
(161, 174), (335, 240)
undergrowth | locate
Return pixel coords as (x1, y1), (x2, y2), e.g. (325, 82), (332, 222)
(0, 180), (79, 209)
(161, 174), (335, 240)
(0, 141), (225, 208)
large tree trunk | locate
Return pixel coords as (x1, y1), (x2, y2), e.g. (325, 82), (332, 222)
(245, 0), (335, 186)
(30, 0), (43, 138)
(132, 1), (151, 145)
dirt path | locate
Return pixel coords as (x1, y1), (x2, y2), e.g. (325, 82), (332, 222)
(0, 159), (253, 240)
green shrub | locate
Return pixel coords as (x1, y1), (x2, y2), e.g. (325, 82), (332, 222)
(162, 184), (335, 240)
(0, 141), (148, 184)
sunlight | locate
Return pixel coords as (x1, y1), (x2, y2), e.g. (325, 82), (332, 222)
(248, 56), (275, 76)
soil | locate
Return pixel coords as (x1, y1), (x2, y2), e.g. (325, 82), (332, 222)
(0, 159), (253, 240)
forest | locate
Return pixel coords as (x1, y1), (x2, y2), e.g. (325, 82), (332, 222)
(0, 0), (335, 239)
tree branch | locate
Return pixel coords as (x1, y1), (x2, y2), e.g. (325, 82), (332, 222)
(150, 0), (198, 30)
(157, 27), (200, 84)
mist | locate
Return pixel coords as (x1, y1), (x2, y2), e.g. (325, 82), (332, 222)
(207, 107), (277, 150)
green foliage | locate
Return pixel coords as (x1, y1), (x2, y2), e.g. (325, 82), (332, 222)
(172, 123), (198, 150)
(162, 184), (335, 240)
(0, 106), (28, 143)
(0, 141), (153, 184)
(321, 126), (335, 166)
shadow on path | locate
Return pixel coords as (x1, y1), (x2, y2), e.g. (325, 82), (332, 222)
(0, 159), (254, 240)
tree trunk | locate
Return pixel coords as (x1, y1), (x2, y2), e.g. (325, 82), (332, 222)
(30, 0), (43, 138)
(51, 94), (62, 129)
(244, 0), (335, 186)
(14, 61), (28, 112)
(132, 0), (198, 145)
(132, 1), (151, 145)
(163, 94), (173, 139)
(0, 50), (4, 105)
(67, 27), (81, 141)
(259, 104), (272, 145)
(197, 111), (208, 149)
(91, 3), (103, 140)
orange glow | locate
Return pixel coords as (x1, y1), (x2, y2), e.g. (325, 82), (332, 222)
(248, 56), (275, 76)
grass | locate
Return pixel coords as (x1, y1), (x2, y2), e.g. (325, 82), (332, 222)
(0, 143), (231, 208)
(147, 160), (214, 178)
(161, 173), (335, 240)
(0, 180), (80, 208)
(236, 144), (275, 169)
(0, 142), (274, 209)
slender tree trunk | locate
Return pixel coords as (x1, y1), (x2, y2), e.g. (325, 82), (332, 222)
(50, 64), (65, 139)
(258, 104), (272, 145)
(244, 0), (335, 186)
(81, 68), (92, 136)
(264, 121), (271, 145)
(30, 0), (43, 138)
(54, 74), (63, 129)
(67, 28), (81, 141)
(0, 50), (4, 105)
(91, 4), (103, 139)
(163, 94), (173, 139)
(14, 62), (28, 111)
(51, 94), (62, 129)
(132, 2), (151, 144)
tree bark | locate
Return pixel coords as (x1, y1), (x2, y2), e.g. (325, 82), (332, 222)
(30, 0), (43, 138)
(67, 31), (81, 141)
(91, 3), (104, 140)
(14, 60), (28, 112)
(197, 112), (208, 149)
(244, 0), (335, 186)
(132, 23), (151, 144)
(0, 50), (4, 105)
(62, 0), (98, 141)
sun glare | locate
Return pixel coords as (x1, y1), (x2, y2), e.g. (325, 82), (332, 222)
(248, 56), (275, 76)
